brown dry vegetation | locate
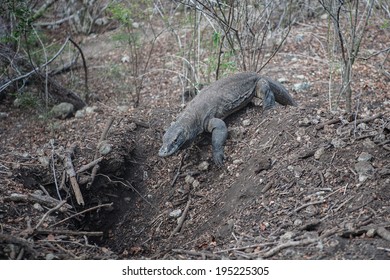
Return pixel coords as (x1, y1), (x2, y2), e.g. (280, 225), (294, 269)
(0, 1), (389, 260)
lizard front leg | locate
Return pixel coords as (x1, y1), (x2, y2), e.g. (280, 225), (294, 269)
(207, 118), (228, 166)
(256, 78), (276, 110)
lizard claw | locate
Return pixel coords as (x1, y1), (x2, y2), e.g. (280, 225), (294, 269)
(213, 151), (224, 166)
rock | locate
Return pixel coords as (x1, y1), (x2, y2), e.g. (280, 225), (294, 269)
(294, 219), (303, 226)
(331, 138), (347, 148)
(85, 106), (98, 114)
(75, 110), (85, 118)
(99, 141), (112, 155)
(185, 175), (195, 184)
(169, 209), (182, 218)
(358, 152), (372, 162)
(192, 179), (200, 188)
(121, 55), (130, 63)
(38, 156), (50, 168)
(362, 138), (376, 149)
(13, 98), (22, 108)
(295, 34), (304, 43)
(33, 203), (44, 211)
(117, 105), (130, 112)
(198, 161), (210, 171)
(46, 253), (56, 260)
(242, 119), (251, 127)
(0, 112), (8, 119)
(366, 228), (376, 238)
(50, 102), (74, 119)
(229, 126), (246, 139)
(292, 82), (311, 92)
(277, 77), (289, 83)
(354, 161), (375, 182)
(95, 17), (108, 26)
(314, 147), (325, 160)
(281, 231), (295, 241)
(298, 117), (311, 127)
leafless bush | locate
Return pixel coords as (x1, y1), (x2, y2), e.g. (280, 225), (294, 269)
(319, 0), (374, 112)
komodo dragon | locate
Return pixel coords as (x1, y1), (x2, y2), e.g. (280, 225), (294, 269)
(158, 72), (297, 166)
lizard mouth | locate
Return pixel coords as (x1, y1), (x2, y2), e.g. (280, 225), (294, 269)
(158, 146), (176, 157)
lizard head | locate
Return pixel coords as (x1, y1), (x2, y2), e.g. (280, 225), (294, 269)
(158, 123), (187, 157)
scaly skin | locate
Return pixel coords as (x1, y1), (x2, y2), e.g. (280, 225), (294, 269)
(159, 72), (297, 166)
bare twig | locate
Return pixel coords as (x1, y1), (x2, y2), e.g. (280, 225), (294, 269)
(34, 201), (68, 230)
(261, 238), (318, 258)
(64, 143), (84, 205)
(76, 157), (104, 174)
(169, 197), (192, 239)
(49, 203), (113, 228)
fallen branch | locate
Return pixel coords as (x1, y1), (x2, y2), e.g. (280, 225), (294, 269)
(261, 238), (318, 258)
(4, 193), (71, 211)
(171, 248), (218, 259)
(35, 201), (68, 230)
(169, 197), (191, 239)
(377, 227), (390, 241)
(76, 157), (103, 173)
(49, 203), (113, 228)
(35, 229), (103, 237)
(0, 233), (38, 259)
(64, 143), (84, 205)
(88, 117), (115, 188)
(291, 200), (326, 214)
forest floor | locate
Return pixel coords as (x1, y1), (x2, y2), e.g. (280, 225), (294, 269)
(0, 12), (389, 260)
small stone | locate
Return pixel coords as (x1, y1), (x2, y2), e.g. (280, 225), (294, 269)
(277, 77), (289, 83)
(295, 34), (304, 43)
(292, 82), (311, 92)
(314, 147), (325, 160)
(38, 156), (50, 168)
(46, 253), (56, 260)
(50, 102), (74, 119)
(229, 126), (246, 139)
(13, 98), (22, 107)
(99, 141), (112, 155)
(331, 138), (347, 148)
(354, 161), (374, 182)
(117, 105), (129, 112)
(293, 166), (303, 178)
(294, 219), (303, 226)
(281, 231), (295, 241)
(0, 112), (8, 119)
(298, 117), (311, 127)
(85, 106), (98, 114)
(366, 228), (376, 238)
(305, 205), (318, 216)
(358, 152), (372, 162)
(121, 55), (130, 63)
(95, 17), (108, 26)
(33, 203), (44, 211)
(198, 161), (210, 171)
(233, 159), (243, 165)
(75, 110), (85, 118)
(242, 119), (251, 127)
(185, 175), (195, 184)
(169, 209), (182, 218)
(192, 179), (200, 188)
(362, 138), (376, 149)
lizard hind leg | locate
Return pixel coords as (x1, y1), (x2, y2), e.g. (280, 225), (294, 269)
(256, 78), (276, 110)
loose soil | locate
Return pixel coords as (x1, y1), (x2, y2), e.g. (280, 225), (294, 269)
(0, 13), (389, 260)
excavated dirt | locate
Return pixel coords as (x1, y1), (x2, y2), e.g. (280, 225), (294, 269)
(0, 13), (390, 260)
